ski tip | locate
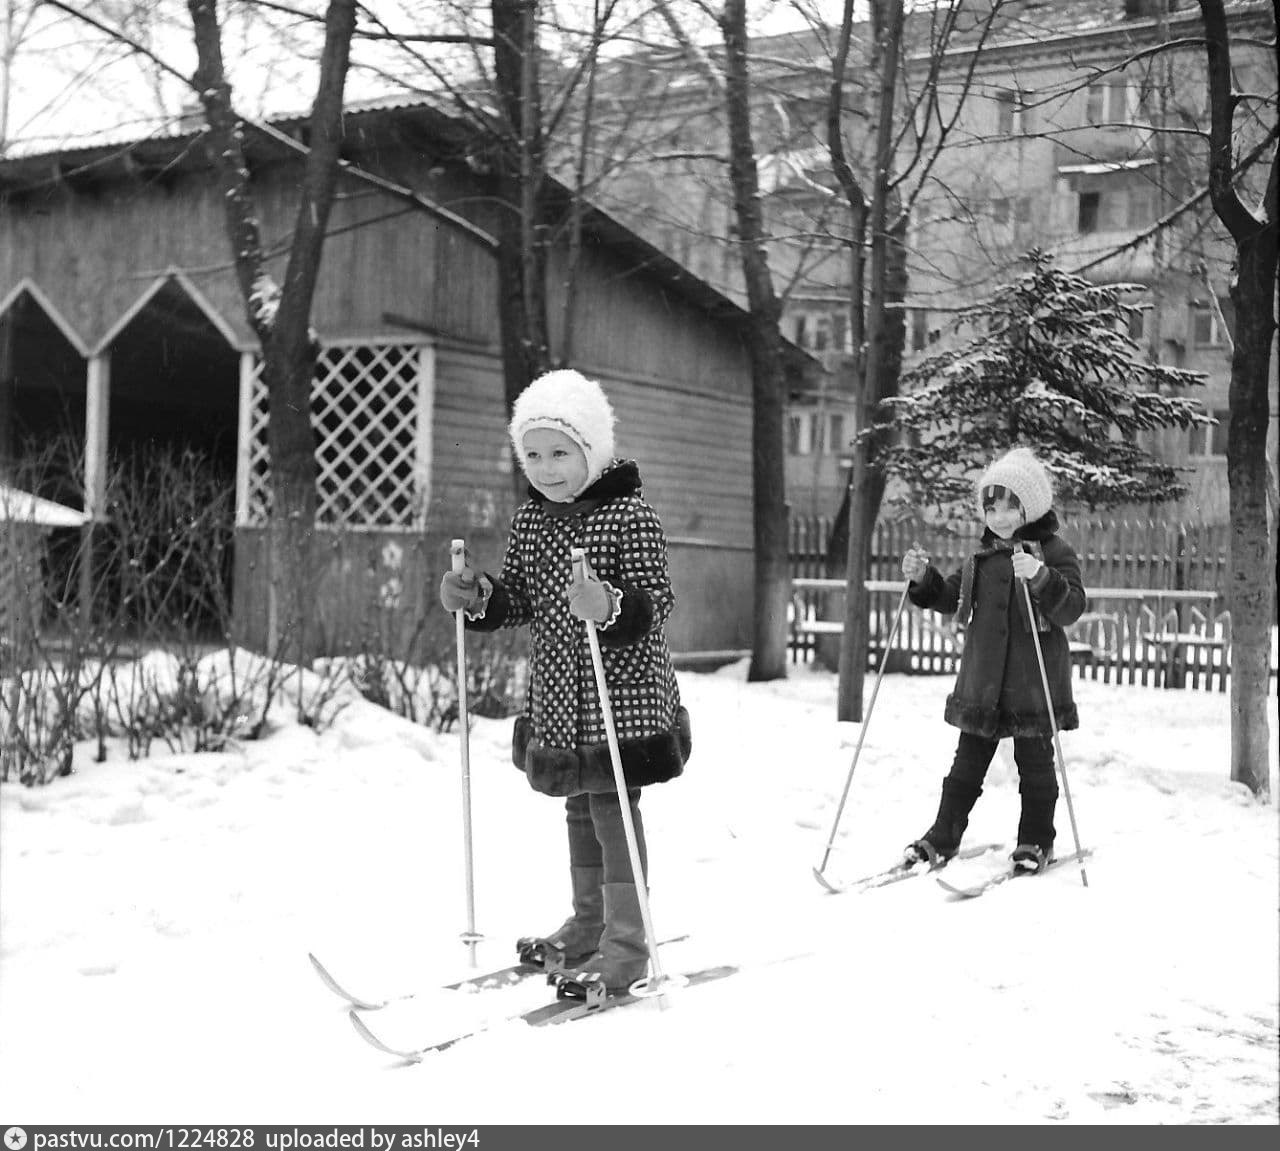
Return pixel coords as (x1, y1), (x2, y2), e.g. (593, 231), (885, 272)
(935, 878), (983, 898)
(308, 952), (350, 996)
(812, 867), (842, 894)
(310, 953), (387, 1010)
(348, 1010), (424, 1063)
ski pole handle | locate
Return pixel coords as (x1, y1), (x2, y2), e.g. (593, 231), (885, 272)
(451, 538), (467, 576)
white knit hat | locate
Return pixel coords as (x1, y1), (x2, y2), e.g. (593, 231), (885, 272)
(977, 447), (1054, 523)
(509, 369), (616, 492)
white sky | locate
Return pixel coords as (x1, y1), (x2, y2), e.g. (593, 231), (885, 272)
(1, 647), (1276, 1123)
(3, 1), (865, 154)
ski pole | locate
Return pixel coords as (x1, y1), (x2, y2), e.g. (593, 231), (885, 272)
(813, 582), (912, 891)
(451, 539), (483, 963)
(570, 547), (682, 997)
(1017, 550), (1088, 888)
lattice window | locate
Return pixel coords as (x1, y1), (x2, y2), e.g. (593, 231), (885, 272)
(241, 342), (432, 529)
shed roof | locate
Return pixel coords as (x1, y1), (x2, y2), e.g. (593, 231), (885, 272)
(0, 99), (814, 373)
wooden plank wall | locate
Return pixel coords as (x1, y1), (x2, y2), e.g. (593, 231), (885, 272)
(5, 126), (764, 661)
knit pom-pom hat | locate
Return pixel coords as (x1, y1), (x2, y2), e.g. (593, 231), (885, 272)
(977, 447), (1054, 524)
(509, 369), (616, 494)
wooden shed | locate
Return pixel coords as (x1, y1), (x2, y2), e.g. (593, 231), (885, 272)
(0, 100), (812, 661)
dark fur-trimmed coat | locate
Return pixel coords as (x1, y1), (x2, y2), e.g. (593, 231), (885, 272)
(467, 460), (689, 796)
(908, 511), (1086, 739)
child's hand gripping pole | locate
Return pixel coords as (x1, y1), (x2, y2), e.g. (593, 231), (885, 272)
(570, 548), (683, 997)
(1015, 543), (1088, 888)
(451, 539), (483, 961)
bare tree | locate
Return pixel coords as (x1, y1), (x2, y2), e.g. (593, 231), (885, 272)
(1196, 0), (1276, 799)
(185, 0), (356, 665)
(351, 0), (645, 495)
(831, 0), (904, 721)
(0, 0), (41, 153)
(490, 0), (554, 445)
(823, 0), (1000, 719)
(644, 0), (791, 679)
(720, 0), (790, 680)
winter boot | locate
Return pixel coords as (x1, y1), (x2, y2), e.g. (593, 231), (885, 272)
(904, 778), (983, 864)
(1014, 786), (1058, 871)
(516, 865), (605, 971)
(554, 882), (649, 996)
(1011, 844), (1052, 872)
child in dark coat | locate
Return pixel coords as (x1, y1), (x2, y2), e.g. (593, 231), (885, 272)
(900, 447), (1086, 872)
(439, 369), (690, 993)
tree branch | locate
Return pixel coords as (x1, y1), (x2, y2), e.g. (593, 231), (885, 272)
(1196, 0), (1262, 239)
(37, 0), (495, 250)
(1072, 124), (1279, 274)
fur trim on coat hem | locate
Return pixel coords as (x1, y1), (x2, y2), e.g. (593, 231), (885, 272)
(944, 695), (1079, 740)
(512, 707), (691, 796)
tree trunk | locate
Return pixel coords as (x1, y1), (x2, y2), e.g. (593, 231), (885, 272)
(1197, 0), (1276, 799)
(491, 0), (552, 498)
(720, 0), (789, 681)
(188, 0), (357, 665)
(837, 0), (904, 721)
(1226, 226), (1276, 798)
(266, 0), (355, 665)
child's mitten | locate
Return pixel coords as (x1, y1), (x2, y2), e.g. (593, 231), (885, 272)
(440, 568), (483, 613)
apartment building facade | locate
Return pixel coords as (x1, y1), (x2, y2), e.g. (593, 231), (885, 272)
(585, 0), (1276, 521)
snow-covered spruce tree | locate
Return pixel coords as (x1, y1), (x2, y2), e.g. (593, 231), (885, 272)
(868, 250), (1215, 518)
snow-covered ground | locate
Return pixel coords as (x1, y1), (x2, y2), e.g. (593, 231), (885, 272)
(1, 658), (1276, 1125)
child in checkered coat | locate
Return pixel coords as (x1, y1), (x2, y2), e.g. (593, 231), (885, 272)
(439, 369), (690, 994)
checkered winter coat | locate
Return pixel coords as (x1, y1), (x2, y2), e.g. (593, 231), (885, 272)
(467, 460), (689, 796)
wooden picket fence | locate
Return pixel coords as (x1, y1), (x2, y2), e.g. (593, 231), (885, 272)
(788, 513), (1274, 693)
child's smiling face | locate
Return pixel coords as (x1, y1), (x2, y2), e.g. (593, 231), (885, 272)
(521, 427), (589, 502)
(983, 490), (1025, 539)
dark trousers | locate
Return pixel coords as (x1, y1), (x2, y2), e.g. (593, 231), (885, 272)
(928, 732), (1059, 852)
(564, 789), (647, 884)
(948, 731), (1058, 796)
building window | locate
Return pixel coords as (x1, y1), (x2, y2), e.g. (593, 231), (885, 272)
(1189, 409), (1230, 458)
(997, 90), (1017, 134)
(793, 309), (839, 352)
(788, 412), (813, 455)
(1190, 301), (1230, 346)
(1085, 81), (1132, 125)
(1078, 191), (1101, 233)
(1019, 91), (1035, 133)
(788, 409), (851, 456)
(244, 342), (435, 530)
(911, 307), (929, 352)
(1108, 81), (1132, 122)
(996, 88), (1033, 135)
(991, 196), (1010, 225)
(828, 413), (847, 456)
(832, 311), (848, 354)
(1085, 83), (1106, 124)
(1127, 308), (1146, 342)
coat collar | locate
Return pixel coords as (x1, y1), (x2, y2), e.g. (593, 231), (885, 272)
(528, 459), (642, 517)
(978, 508), (1059, 550)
